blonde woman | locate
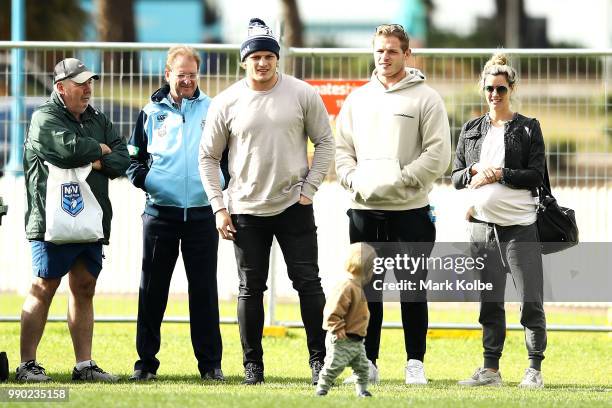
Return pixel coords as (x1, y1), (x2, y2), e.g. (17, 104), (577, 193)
(452, 53), (547, 388)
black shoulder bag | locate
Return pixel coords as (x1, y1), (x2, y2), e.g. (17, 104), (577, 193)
(537, 163), (579, 254)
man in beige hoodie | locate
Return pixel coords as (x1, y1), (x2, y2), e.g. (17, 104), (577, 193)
(335, 24), (451, 385)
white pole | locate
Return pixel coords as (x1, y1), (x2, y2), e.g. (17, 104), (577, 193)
(266, 238), (278, 326)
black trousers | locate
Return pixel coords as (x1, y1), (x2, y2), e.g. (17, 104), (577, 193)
(232, 203), (326, 367)
(348, 207), (435, 363)
(134, 213), (222, 375)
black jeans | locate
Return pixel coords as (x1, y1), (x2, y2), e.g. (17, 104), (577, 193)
(232, 203), (326, 367)
(469, 221), (547, 370)
(348, 207), (435, 364)
(134, 213), (222, 375)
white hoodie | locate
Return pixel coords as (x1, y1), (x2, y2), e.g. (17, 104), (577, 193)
(335, 68), (451, 210)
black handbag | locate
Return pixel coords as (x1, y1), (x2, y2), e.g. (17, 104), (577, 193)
(536, 163), (579, 254)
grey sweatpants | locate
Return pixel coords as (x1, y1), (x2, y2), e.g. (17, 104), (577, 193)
(317, 332), (369, 393)
(469, 221), (547, 371)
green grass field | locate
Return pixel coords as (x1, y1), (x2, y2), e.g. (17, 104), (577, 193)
(0, 294), (610, 407)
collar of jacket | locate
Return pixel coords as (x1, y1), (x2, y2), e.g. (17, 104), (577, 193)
(475, 111), (522, 137)
(150, 83), (204, 107)
(50, 91), (98, 123)
(484, 111), (519, 126)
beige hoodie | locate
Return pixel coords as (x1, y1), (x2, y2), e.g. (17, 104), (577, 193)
(335, 68), (451, 210)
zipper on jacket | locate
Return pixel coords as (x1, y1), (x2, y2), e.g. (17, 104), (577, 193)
(182, 107), (188, 222)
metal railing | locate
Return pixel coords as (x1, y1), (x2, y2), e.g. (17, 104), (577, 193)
(0, 315), (608, 333)
(0, 42), (610, 186)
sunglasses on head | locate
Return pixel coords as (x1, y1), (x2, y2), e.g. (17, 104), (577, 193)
(484, 85), (509, 95)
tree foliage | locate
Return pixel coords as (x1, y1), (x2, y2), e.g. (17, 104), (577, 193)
(0, 0), (88, 41)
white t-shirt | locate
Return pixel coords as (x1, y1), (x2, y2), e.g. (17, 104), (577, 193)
(469, 124), (537, 226)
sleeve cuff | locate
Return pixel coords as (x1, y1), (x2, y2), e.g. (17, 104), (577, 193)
(210, 196), (226, 214)
(401, 167), (418, 187)
(499, 168), (509, 185)
(466, 163), (475, 186)
(300, 182), (317, 200)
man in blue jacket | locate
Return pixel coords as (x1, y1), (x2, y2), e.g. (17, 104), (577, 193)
(127, 45), (225, 381)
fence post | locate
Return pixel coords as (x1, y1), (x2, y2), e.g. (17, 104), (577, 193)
(265, 239), (278, 327)
(263, 19), (286, 329)
(276, 19), (287, 76)
(6, 0), (26, 175)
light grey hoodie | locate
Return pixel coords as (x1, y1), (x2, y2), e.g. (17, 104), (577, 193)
(335, 67), (451, 210)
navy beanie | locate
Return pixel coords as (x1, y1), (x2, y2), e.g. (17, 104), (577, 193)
(240, 18), (280, 62)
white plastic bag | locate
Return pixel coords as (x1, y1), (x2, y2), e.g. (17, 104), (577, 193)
(44, 162), (104, 244)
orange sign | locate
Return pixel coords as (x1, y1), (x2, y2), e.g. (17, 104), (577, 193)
(307, 80), (367, 121)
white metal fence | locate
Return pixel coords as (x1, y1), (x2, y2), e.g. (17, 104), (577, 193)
(0, 43), (610, 308)
(1, 42), (611, 184)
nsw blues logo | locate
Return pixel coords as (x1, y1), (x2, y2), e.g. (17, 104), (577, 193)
(61, 182), (84, 217)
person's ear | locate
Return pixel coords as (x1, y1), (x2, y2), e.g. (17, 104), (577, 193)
(404, 48), (412, 62)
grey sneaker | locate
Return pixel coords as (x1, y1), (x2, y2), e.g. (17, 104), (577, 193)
(458, 367), (502, 387)
(343, 359), (379, 385)
(202, 368), (225, 381)
(243, 362), (264, 385)
(310, 360), (324, 385)
(129, 369), (157, 381)
(405, 359), (427, 385)
(72, 361), (118, 382)
(518, 368), (544, 389)
(16, 360), (51, 382)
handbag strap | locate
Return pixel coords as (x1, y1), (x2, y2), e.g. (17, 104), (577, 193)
(533, 117), (554, 200)
(541, 160), (553, 198)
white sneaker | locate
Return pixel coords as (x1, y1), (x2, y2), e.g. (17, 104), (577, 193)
(405, 359), (427, 385)
(518, 368), (544, 389)
(16, 360), (51, 382)
(458, 367), (502, 387)
(343, 360), (379, 385)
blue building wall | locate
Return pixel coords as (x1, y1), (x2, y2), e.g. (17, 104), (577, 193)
(79, 0), (208, 74)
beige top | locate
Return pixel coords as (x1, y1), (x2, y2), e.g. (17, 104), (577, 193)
(335, 68), (451, 210)
(323, 276), (370, 337)
(199, 74), (334, 215)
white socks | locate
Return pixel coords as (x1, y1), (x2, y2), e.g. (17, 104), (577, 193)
(76, 360), (95, 370)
